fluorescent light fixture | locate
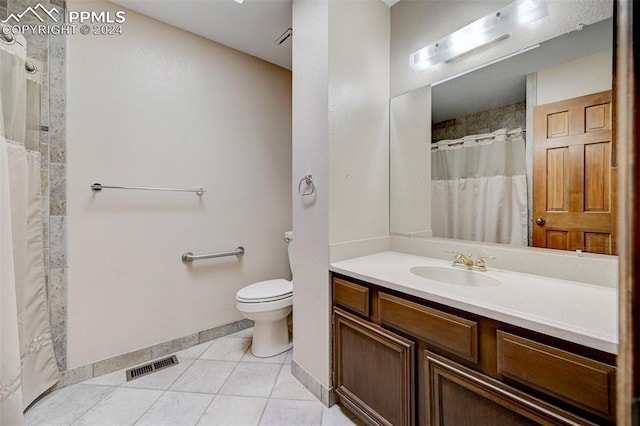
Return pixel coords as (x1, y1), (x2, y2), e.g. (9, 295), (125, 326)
(410, 0), (548, 71)
(233, 0), (245, 4)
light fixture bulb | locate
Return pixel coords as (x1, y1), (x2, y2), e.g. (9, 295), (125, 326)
(517, 0), (538, 14)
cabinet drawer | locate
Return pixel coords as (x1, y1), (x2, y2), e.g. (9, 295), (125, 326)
(379, 292), (478, 362)
(496, 331), (615, 419)
(333, 278), (370, 317)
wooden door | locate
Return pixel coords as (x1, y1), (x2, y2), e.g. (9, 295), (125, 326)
(533, 91), (616, 254)
(333, 308), (415, 426)
(424, 351), (596, 426)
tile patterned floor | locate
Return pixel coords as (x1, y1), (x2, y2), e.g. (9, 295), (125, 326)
(25, 328), (362, 426)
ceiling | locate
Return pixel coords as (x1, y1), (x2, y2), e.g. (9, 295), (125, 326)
(111, 0), (294, 70)
(108, 0), (609, 120)
(110, 0), (398, 71)
(431, 18), (613, 123)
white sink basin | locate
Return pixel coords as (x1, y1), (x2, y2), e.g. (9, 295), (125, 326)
(410, 266), (501, 287)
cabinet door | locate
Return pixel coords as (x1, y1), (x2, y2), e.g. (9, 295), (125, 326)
(334, 308), (414, 426)
(424, 352), (597, 426)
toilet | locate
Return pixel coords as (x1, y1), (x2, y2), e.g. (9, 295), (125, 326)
(236, 231), (293, 357)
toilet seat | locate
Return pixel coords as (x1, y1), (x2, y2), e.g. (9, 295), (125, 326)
(236, 296), (292, 313)
(236, 279), (292, 303)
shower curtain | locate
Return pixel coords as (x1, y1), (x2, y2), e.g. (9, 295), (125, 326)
(431, 128), (528, 245)
(1, 32), (60, 425)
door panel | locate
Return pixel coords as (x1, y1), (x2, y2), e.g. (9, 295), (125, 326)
(533, 91), (615, 254)
(584, 143), (610, 211)
(585, 232), (610, 254)
(546, 148), (569, 211)
(585, 103), (610, 132)
(546, 231), (569, 250)
(547, 111), (569, 137)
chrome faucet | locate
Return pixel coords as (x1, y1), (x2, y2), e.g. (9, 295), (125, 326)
(446, 251), (496, 271)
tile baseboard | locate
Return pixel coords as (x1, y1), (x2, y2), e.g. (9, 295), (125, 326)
(49, 318), (253, 393)
(291, 359), (336, 407)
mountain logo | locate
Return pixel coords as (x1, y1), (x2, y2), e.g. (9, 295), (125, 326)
(1, 3), (60, 24)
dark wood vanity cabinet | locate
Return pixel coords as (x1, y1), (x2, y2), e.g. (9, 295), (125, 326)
(424, 352), (594, 425)
(334, 309), (414, 426)
(331, 274), (616, 426)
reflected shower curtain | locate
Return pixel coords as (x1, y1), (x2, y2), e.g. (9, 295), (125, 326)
(431, 128), (528, 245)
(1, 33), (60, 425)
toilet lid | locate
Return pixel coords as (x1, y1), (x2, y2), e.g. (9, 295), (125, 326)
(237, 279), (292, 303)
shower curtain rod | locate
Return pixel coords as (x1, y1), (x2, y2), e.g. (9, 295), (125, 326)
(432, 128), (526, 146)
(90, 183), (205, 196)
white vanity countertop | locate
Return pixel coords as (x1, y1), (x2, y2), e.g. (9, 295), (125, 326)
(330, 251), (618, 354)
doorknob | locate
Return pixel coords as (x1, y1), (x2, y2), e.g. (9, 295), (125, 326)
(536, 217), (546, 226)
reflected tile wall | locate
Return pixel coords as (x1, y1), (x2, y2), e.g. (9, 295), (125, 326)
(433, 101), (526, 142)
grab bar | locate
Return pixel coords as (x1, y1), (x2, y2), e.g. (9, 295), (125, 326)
(182, 246), (244, 263)
(91, 183), (205, 196)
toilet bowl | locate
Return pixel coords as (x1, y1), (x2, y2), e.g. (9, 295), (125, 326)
(236, 279), (292, 357)
(236, 231), (293, 357)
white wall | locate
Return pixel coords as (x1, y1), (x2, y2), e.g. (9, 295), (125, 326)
(292, 0), (390, 392)
(67, 0), (292, 368)
(537, 50), (612, 105)
(328, 0), (390, 245)
(291, 0), (331, 390)
(390, 0), (613, 97)
(390, 85), (431, 236)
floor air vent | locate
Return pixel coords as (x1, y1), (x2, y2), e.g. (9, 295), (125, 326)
(126, 355), (179, 381)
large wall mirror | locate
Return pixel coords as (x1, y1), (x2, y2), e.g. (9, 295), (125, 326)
(390, 0), (616, 255)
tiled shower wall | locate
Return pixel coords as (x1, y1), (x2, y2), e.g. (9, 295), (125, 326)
(0, 0), (68, 371)
(432, 101), (526, 142)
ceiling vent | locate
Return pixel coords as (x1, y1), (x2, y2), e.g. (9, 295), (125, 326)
(275, 28), (292, 50)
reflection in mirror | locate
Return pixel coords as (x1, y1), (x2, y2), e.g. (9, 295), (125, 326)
(431, 128), (528, 245)
(390, 86), (431, 236)
(390, 9), (615, 255)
